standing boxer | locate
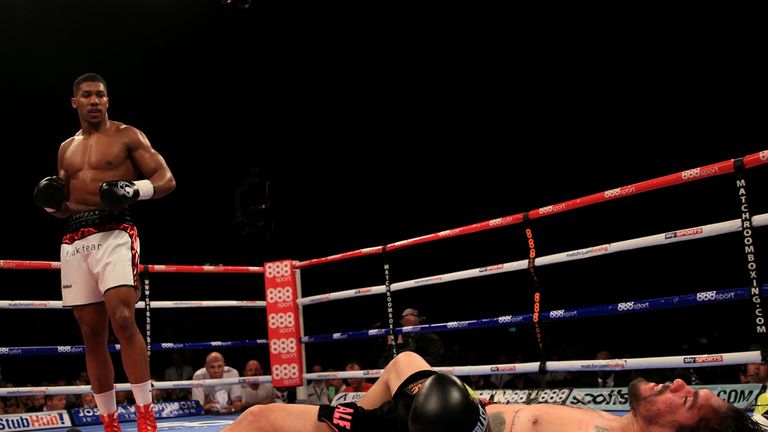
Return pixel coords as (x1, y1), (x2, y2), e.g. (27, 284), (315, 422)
(34, 72), (176, 432)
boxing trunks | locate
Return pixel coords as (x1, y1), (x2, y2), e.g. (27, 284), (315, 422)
(317, 370), (437, 432)
(60, 209), (140, 306)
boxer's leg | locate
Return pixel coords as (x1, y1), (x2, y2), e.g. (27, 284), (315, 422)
(357, 351), (431, 409)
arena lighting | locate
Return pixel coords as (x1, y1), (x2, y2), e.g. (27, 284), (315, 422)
(220, 0), (251, 8)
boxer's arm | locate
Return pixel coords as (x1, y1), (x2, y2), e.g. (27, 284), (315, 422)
(43, 140), (73, 218)
(123, 125), (176, 198)
(191, 386), (205, 408)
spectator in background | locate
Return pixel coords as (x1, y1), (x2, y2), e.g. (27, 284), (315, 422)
(75, 371), (90, 386)
(241, 360), (283, 408)
(55, 378), (77, 409)
(79, 393), (97, 409)
(377, 308), (445, 368)
(42, 395), (67, 412)
(165, 352), (194, 382)
(150, 374), (166, 403)
(164, 352), (194, 400)
(25, 395), (45, 412)
(115, 390), (134, 406)
(40, 395), (73, 426)
(303, 364), (330, 405)
(192, 352), (242, 414)
(741, 361), (768, 384)
(325, 368), (344, 401)
(341, 361), (373, 393)
(542, 353), (571, 388)
(2, 394), (24, 414)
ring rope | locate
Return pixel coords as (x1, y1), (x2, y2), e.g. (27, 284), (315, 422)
(0, 350), (758, 397)
(0, 375), (272, 397)
(0, 262), (263, 272)
(0, 300), (266, 309)
(301, 285), (764, 343)
(308, 350), (761, 378)
(0, 284), (758, 352)
(0, 340), (268, 357)
(1, 151), (766, 404)
(2, 151), (765, 276)
(296, 150), (768, 268)
(1, 208), (762, 278)
(298, 213), (768, 305)
(4, 215), (765, 357)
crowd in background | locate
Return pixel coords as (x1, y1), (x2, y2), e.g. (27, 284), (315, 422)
(1, 308), (764, 416)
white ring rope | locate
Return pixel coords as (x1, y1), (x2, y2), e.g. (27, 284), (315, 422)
(0, 376), (272, 397)
(1, 155), (764, 404)
(0, 300), (266, 310)
(0, 350), (757, 397)
(298, 214), (768, 305)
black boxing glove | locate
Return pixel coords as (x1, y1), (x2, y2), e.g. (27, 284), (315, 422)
(408, 374), (487, 432)
(34, 176), (66, 213)
(99, 179), (154, 212)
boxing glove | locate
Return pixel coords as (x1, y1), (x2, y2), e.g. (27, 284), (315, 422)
(99, 179), (154, 212)
(408, 374), (487, 432)
(34, 176), (66, 213)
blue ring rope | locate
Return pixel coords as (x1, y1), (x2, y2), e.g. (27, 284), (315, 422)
(1, 285), (762, 356)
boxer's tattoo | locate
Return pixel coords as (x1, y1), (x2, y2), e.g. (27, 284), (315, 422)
(488, 411), (508, 431)
(511, 408), (521, 425)
(493, 408), (521, 431)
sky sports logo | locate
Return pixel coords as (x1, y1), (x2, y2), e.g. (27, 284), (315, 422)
(683, 355), (724, 364)
(491, 365), (517, 372)
(664, 227), (703, 239)
(479, 265), (504, 273)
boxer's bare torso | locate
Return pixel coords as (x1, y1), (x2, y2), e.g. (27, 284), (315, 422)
(486, 404), (623, 432)
(59, 120), (141, 212)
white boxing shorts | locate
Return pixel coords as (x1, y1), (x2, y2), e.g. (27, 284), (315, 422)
(61, 209), (140, 307)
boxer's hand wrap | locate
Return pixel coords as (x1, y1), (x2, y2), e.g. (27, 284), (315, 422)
(99, 179), (154, 212)
(34, 176), (66, 213)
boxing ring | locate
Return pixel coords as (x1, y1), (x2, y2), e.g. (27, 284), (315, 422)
(1, 149), (768, 430)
